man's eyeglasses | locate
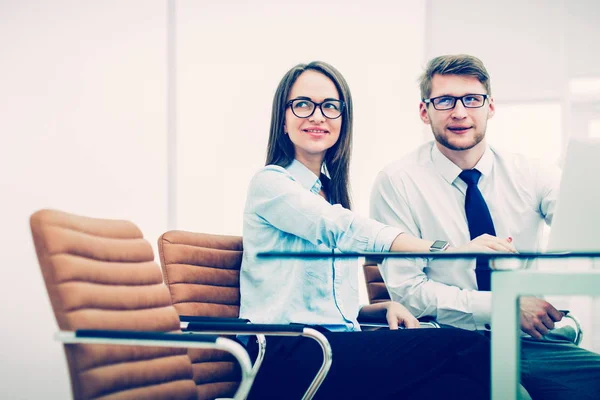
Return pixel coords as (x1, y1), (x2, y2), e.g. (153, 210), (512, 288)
(286, 98), (345, 119)
(423, 94), (489, 111)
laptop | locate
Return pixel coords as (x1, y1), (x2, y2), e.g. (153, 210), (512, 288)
(546, 137), (600, 252)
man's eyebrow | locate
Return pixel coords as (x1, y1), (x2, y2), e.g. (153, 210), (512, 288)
(432, 93), (482, 98)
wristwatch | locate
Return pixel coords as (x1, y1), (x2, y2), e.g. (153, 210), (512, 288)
(429, 240), (449, 252)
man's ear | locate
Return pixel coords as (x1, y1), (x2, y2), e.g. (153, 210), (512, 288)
(419, 102), (431, 125)
(487, 97), (495, 120)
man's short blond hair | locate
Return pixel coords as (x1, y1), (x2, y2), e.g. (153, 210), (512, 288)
(419, 54), (491, 100)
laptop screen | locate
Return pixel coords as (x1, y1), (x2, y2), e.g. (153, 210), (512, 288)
(546, 138), (600, 252)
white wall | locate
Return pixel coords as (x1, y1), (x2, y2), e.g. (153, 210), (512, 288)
(426, 0), (567, 102)
(0, 1), (168, 398)
(175, 0), (427, 234)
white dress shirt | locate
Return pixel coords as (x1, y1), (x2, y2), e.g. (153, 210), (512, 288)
(370, 141), (560, 330)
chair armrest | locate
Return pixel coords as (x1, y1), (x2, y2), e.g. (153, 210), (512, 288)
(556, 310), (583, 346)
(56, 330), (254, 400)
(178, 317), (270, 377)
(179, 319), (331, 400)
(179, 315), (250, 324)
(71, 329), (221, 343)
(564, 313), (583, 346)
(184, 320), (306, 334)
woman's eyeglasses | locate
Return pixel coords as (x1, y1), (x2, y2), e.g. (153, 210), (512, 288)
(286, 98), (345, 119)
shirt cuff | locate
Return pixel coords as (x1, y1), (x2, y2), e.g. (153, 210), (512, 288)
(470, 290), (492, 330)
(373, 226), (404, 252)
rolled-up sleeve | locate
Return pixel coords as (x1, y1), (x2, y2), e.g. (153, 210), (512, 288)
(373, 226), (403, 252)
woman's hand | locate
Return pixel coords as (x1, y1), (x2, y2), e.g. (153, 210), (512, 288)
(385, 301), (420, 330)
(358, 301), (420, 329)
(450, 234), (517, 253)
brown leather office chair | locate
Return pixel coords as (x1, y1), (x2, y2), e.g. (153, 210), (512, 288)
(158, 231), (245, 399)
(363, 257), (392, 305)
(31, 210), (253, 400)
(158, 231), (332, 400)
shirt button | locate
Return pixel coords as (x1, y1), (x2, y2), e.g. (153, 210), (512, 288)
(484, 323), (491, 330)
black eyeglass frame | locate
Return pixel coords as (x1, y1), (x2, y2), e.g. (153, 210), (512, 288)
(286, 98), (346, 120)
(423, 94), (489, 110)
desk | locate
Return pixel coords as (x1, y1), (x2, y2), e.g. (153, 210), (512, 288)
(258, 251), (600, 399)
(491, 270), (600, 400)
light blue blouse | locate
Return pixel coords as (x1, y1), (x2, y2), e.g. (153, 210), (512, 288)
(239, 160), (402, 331)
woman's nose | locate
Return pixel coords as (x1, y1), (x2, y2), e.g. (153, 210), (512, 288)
(308, 106), (326, 122)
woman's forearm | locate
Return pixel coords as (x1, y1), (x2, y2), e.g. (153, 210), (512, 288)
(390, 233), (434, 252)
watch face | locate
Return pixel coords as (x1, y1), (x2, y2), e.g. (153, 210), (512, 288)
(430, 240), (449, 251)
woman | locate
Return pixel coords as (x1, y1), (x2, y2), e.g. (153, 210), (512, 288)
(240, 61), (510, 399)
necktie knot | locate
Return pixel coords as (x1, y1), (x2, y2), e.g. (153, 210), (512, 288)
(459, 169), (482, 186)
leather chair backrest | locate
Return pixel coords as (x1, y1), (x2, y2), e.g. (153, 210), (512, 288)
(158, 231), (243, 400)
(363, 257), (391, 304)
(31, 209), (197, 400)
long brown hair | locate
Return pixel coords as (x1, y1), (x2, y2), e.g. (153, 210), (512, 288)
(265, 61), (353, 210)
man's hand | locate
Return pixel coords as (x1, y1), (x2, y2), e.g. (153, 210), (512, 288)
(385, 301), (420, 330)
(450, 234), (517, 253)
(519, 296), (564, 339)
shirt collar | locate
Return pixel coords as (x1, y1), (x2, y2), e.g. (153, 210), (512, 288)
(473, 145), (493, 177)
(286, 159), (322, 193)
(431, 142), (494, 185)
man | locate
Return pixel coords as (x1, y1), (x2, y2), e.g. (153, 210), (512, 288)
(370, 54), (600, 399)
